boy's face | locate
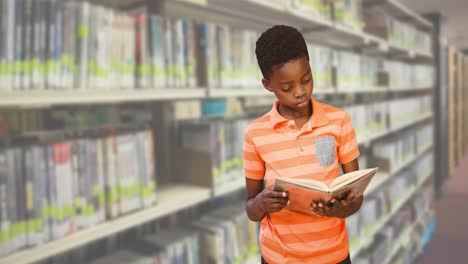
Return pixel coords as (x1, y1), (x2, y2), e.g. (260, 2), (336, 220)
(262, 56), (313, 112)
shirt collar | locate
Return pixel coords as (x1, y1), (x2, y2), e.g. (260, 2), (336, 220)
(269, 97), (329, 129)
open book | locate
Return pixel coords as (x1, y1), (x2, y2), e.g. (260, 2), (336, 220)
(273, 168), (378, 217)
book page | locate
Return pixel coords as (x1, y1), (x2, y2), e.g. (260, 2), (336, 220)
(274, 178), (329, 192)
(329, 168), (377, 198)
(330, 168), (378, 190)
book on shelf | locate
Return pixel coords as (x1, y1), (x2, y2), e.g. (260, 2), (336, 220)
(273, 168), (378, 216)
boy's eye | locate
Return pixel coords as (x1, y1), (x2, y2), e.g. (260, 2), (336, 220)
(281, 87), (291, 92)
(302, 79), (311, 84)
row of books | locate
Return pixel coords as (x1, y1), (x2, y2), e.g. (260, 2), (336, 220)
(364, 10), (432, 54)
(0, 126), (157, 257)
(344, 96), (431, 144)
(385, 61), (434, 90)
(308, 44), (333, 90)
(347, 153), (433, 254)
(89, 203), (260, 264)
(372, 125), (432, 173)
(334, 50), (432, 91)
(344, 101), (387, 143)
(334, 0), (364, 31)
(352, 183), (433, 264)
(0, 0), (261, 91)
(388, 95), (432, 129)
(178, 118), (249, 189)
(289, 0), (331, 20)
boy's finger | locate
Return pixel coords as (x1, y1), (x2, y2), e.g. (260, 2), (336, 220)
(265, 191), (288, 198)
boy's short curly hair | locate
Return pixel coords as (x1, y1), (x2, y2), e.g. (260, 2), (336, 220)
(255, 25), (309, 80)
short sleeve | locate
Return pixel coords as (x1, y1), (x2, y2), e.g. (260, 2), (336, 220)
(243, 132), (265, 180)
(338, 112), (360, 164)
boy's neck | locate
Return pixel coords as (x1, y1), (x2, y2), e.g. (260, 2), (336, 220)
(277, 99), (313, 121)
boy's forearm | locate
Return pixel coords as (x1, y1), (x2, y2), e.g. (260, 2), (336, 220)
(247, 195), (267, 222)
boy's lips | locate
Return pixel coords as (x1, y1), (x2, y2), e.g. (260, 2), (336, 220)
(296, 100), (309, 107)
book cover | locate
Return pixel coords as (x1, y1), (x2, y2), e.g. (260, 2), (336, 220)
(273, 168), (378, 217)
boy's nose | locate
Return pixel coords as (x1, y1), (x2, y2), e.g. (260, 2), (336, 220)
(294, 86), (306, 98)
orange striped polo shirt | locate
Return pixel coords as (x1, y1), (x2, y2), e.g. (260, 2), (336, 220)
(243, 98), (360, 264)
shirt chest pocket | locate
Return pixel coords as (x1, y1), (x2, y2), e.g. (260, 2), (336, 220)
(314, 136), (336, 166)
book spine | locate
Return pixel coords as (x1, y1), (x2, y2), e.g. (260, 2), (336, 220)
(187, 20), (197, 88)
(104, 134), (119, 219)
(3, 0), (15, 92)
(163, 17), (173, 88)
(61, 2), (74, 90)
(24, 147), (34, 246)
(5, 149), (18, 253)
(75, 2), (89, 90)
(13, 0), (23, 91)
(87, 138), (100, 226)
(95, 138), (106, 223)
(14, 148), (27, 250)
(123, 14), (135, 89)
(86, 5), (97, 90)
(196, 22), (208, 88)
(73, 140), (84, 229)
(134, 14), (144, 89)
(144, 130), (156, 206)
(174, 18), (185, 88)
(152, 15), (165, 89)
(0, 149), (12, 256)
(45, 0), (55, 89)
(56, 0), (64, 90)
(0, 0), (5, 92)
(22, 0), (33, 91)
(30, 0), (40, 90)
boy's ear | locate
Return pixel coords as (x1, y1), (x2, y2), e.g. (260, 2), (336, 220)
(262, 78), (273, 92)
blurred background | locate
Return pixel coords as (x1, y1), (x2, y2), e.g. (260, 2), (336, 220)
(0, 0), (466, 263)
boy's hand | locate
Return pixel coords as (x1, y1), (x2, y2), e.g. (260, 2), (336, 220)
(310, 192), (363, 218)
(256, 186), (289, 214)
